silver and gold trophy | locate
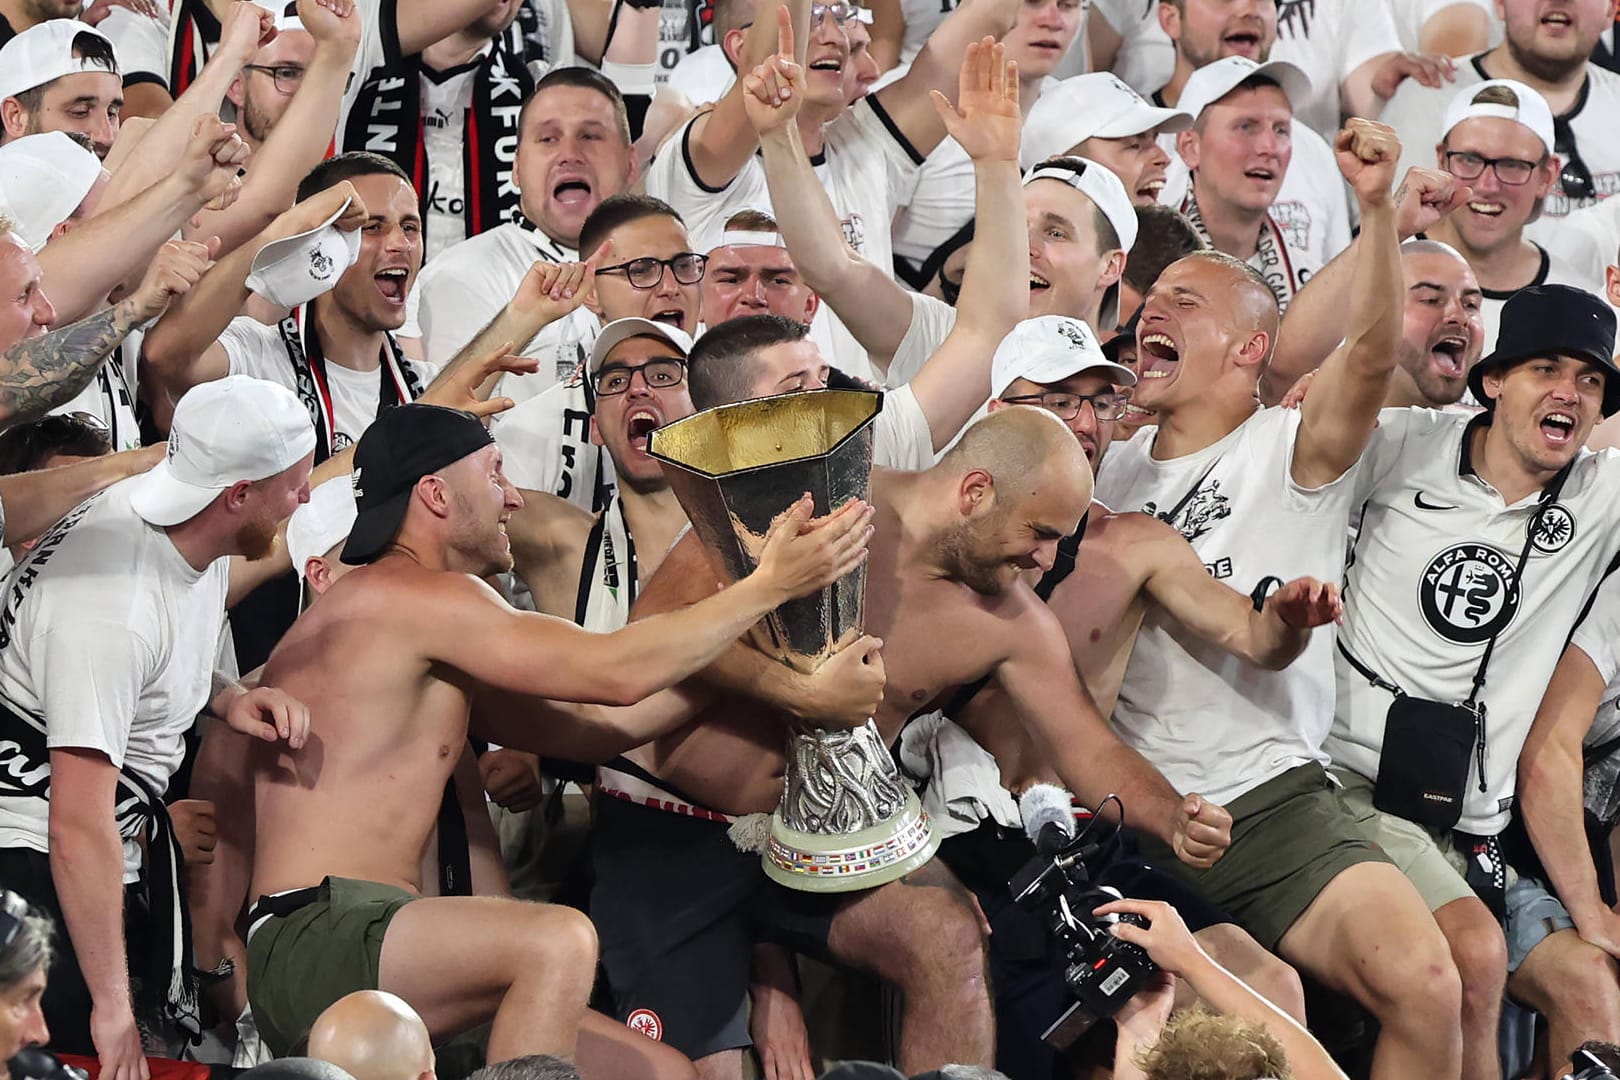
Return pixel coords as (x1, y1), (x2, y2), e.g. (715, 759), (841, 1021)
(649, 388), (938, 893)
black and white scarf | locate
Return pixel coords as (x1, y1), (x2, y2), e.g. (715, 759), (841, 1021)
(1180, 191), (1303, 315)
(275, 302), (424, 462)
(342, 16), (537, 249)
(164, 0), (217, 97)
(0, 697), (201, 1043)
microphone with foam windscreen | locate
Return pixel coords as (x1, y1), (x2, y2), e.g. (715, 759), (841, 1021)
(1020, 783), (1077, 858)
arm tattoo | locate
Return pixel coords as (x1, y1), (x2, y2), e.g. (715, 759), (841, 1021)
(0, 300), (136, 427)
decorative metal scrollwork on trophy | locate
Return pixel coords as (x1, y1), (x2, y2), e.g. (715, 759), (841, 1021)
(648, 388), (938, 893)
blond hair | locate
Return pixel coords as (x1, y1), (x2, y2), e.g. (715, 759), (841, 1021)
(1135, 1009), (1293, 1080)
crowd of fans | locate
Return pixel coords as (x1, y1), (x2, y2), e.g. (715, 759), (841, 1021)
(5, 0), (1620, 1077)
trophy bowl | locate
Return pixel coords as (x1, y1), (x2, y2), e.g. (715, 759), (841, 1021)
(649, 389), (939, 892)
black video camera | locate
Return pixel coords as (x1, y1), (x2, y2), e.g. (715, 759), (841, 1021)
(1566, 1047), (1620, 1080)
(8, 1048), (87, 1080)
(1008, 804), (1158, 1049)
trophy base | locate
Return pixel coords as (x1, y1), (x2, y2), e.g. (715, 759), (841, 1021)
(762, 789), (941, 894)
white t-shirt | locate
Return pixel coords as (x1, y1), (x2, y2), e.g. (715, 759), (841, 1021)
(1385, 57), (1620, 222)
(887, 291), (961, 389)
(666, 43), (733, 105)
(892, 76), (1059, 275)
(1268, 0), (1401, 139)
(413, 220), (597, 400)
(1476, 242), (1605, 357)
(0, 480), (229, 880)
(644, 99), (924, 380)
(1329, 409), (1620, 835)
(1159, 117), (1352, 269)
(1094, 408), (1359, 805)
(217, 317), (442, 451)
(101, 4), (171, 88)
(1536, 194), (1620, 299)
(1387, 0), (1502, 53)
(420, 58), (481, 264)
(1088, 0), (1173, 98)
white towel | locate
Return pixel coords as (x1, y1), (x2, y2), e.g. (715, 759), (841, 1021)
(899, 711), (1021, 840)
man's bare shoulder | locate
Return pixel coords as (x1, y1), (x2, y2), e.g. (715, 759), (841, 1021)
(1083, 503), (1189, 556)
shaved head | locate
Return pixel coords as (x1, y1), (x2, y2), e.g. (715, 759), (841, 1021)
(307, 992), (434, 1080)
(943, 405), (1095, 507)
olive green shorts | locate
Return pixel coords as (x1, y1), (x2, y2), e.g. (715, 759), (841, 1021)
(1135, 763), (1394, 951)
(246, 876), (418, 1056)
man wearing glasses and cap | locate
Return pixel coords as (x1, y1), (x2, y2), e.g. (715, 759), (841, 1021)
(1419, 79), (1602, 355)
(1384, 0), (1620, 226)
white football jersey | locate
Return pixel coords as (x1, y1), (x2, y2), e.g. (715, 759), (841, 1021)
(1329, 408), (1620, 835)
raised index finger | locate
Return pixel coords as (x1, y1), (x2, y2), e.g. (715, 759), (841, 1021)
(776, 4), (794, 60)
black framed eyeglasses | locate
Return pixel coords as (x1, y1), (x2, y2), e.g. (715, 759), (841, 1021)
(595, 253), (708, 290)
(242, 64), (307, 93)
(1553, 115), (1595, 201)
(1000, 390), (1127, 422)
(593, 358), (688, 396)
(1443, 150), (1542, 186)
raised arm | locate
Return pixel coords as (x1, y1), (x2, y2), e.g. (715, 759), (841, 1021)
(395, 0), (506, 58)
(745, 12), (912, 358)
(0, 445), (162, 543)
(1519, 642), (1620, 958)
(140, 183), (364, 429)
(186, 0), (363, 253)
(1137, 516), (1340, 671)
(684, 0), (808, 190)
(425, 248), (604, 394)
(34, 117), (244, 324)
(870, 0), (1019, 156)
(100, 3), (276, 209)
(1290, 119), (1404, 490)
(996, 599), (1232, 868)
(432, 496), (871, 705)
(906, 39), (1026, 450)
(0, 243), (208, 430)
(1264, 166), (1466, 404)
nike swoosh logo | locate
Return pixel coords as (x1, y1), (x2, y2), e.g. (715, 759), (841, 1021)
(1414, 491), (1459, 511)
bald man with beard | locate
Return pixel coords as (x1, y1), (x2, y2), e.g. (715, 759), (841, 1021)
(599, 392), (1231, 1076)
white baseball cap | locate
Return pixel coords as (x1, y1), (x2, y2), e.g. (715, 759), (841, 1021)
(1021, 74), (1193, 171)
(0, 132), (104, 251)
(588, 317), (694, 377)
(245, 198), (363, 309)
(1023, 158), (1137, 328)
(1441, 78), (1555, 155)
(0, 20), (119, 102)
(1176, 56), (1311, 124)
(287, 476), (357, 580)
(990, 315), (1137, 400)
(128, 376), (317, 526)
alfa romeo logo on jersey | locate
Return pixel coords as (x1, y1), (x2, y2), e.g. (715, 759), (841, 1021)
(1531, 504), (1576, 554)
(1420, 543), (1520, 644)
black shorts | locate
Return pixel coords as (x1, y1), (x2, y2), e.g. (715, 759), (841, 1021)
(589, 795), (844, 1059)
(935, 822), (1233, 1080)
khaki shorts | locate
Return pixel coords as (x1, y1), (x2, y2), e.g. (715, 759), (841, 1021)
(1330, 767), (1477, 912)
(1135, 763), (1393, 950)
(246, 876), (418, 1056)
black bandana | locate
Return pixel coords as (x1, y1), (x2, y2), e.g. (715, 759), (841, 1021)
(276, 302), (425, 462)
(343, 11), (536, 250)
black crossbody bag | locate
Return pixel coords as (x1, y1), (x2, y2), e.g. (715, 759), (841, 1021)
(1340, 468), (1571, 831)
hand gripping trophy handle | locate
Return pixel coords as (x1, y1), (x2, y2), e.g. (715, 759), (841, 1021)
(649, 389), (939, 892)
